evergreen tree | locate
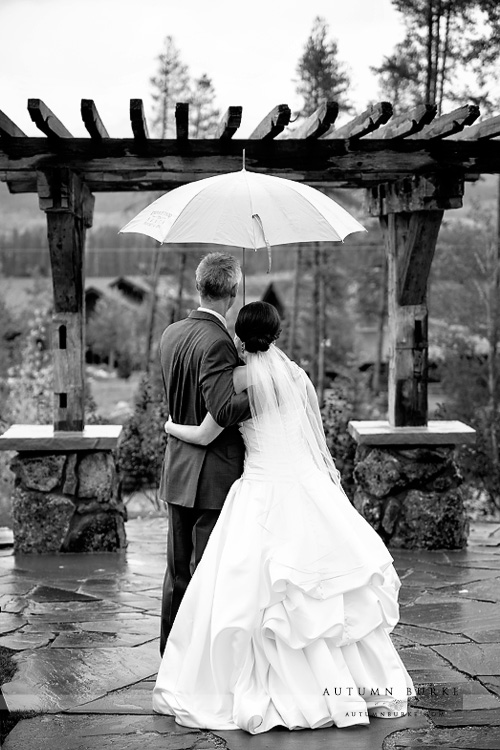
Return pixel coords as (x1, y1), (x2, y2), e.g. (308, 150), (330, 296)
(371, 41), (423, 113)
(295, 16), (351, 118)
(189, 74), (220, 138)
(150, 36), (190, 137)
(377, 1), (500, 112)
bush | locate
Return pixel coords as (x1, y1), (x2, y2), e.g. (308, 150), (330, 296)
(433, 333), (500, 517)
(116, 361), (168, 491)
(321, 371), (385, 496)
(86, 297), (147, 376)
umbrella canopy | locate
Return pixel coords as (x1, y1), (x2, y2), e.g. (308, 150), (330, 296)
(119, 168), (366, 250)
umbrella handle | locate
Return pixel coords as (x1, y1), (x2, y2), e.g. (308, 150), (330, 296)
(252, 214), (272, 273)
(242, 247), (246, 305)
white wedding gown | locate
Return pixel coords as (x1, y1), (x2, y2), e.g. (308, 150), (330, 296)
(153, 347), (415, 733)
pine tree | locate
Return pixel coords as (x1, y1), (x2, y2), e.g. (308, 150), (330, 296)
(189, 74), (220, 138)
(371, 41), (422, 113)
(295, 16), (351, 118)
(150, 36), (190, 137)
(379, 0), (500, 113)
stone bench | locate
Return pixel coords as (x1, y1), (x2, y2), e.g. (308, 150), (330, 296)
(347, 420), (476, 550)
(0, 424), (126, 554)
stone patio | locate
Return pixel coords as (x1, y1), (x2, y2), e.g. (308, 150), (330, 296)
(0, 517), (499, 749)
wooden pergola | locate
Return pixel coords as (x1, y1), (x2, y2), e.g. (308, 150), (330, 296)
(1, 97), (500, 445)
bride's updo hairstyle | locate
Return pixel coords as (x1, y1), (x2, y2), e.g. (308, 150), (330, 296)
(235, 301), (281, 353)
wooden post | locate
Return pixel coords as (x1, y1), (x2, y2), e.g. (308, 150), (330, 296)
(380, 211), (443, 426)
(37, 169), (94, 431)
(367, 174), (464, 427)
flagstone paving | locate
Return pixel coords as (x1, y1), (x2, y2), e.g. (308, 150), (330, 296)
(0, 518), (499, 749)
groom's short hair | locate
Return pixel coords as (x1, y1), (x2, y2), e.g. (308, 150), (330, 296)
(196, 253), (242, 300)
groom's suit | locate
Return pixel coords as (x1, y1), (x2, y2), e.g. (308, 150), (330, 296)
(158, 309), (250, 654)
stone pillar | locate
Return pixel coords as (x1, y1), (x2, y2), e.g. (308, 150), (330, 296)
(348, 420), (476, 550)
(9, 449), (126, 554)
(352, 444), (468, 549)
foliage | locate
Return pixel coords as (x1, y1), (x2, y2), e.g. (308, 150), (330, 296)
(116, 361), (168, 493)
(321, 371), (386, 496)
(0, 295), (20, 378)
(290, 257), (357, 374)
(295, 16), (352, 118)
(431, 213), (498, 334)
(371, 41), (423, 113)
(86, 297), (148, 378)
(433, 330), (500, 514)
(150, 36), (220, 139)
(4, 307), (53, 426)
(189, 74), (220, 137)
(150, 35), (190, 137)
(376, 0), (500, 112)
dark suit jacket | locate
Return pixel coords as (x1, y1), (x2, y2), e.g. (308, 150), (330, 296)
(159, 310), (251, 509)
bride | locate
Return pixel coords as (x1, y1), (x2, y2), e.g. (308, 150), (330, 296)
(153, 301), (415, 734)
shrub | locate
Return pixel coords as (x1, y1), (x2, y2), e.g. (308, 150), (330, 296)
(116, 361), (168, 491)
(321, 371), (385, 496)
(433, 333), (500, 517)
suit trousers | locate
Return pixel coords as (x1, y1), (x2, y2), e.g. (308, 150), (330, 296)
(160, 502), (220, 656)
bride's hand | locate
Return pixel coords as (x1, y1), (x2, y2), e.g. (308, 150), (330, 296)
(164, 416), (173, 435)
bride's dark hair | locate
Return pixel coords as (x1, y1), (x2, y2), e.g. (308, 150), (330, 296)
(235, 301), (281, 353)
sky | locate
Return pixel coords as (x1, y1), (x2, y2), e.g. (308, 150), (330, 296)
(0, 0), (405, 138)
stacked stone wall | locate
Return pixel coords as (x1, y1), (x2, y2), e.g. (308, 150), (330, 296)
(353, 445), (469, 549)
(10, 451), (126, 553)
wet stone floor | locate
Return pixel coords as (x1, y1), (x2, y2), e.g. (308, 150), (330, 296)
(0, 518), (499, 749)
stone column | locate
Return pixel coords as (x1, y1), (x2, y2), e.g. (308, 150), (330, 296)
(348, 420), (476, 549)
(0, 425), (125, 554)
(10, 450), (126, 554)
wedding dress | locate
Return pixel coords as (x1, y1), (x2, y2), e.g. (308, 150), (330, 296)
(153, 345), (415, 733)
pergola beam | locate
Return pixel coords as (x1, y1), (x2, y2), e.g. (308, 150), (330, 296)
(321, 102), (393, 140)
(130, 99), (149, 140)
(407, 104), (480, 140)
(215, 106), (243, 139)
(2, 138), (500, 191)
(292, 101), (339, 140)
(452, 113), (500, 140)
(0, 109), (27, 138)
(28, 99), (73, 138)
(81, 99), (110, 139)
(248, 104), (291, 140)
(363, 104), (437, 140)
(175, 103), (189, 140)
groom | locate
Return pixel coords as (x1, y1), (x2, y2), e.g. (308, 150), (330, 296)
(158, 252), (250, 655)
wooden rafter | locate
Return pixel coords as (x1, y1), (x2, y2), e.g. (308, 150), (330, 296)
(248, 104), (291, 140)
(321, 102), (393, 140)
(292, 101), (339, 140)
(363, 104), (437, 140)
(407, 104), (480, 140)
(81, 99), (109, 139)
(175, 103), (189, 140)
(130, 99), (149, 140)
(0, 109), (26, 138)
(28, 99), (73, 138)
(215, 106), (242, 139)
(452, 113), (500, 140)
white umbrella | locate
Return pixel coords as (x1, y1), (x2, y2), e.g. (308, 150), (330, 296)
(119, 167), (366, 301)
